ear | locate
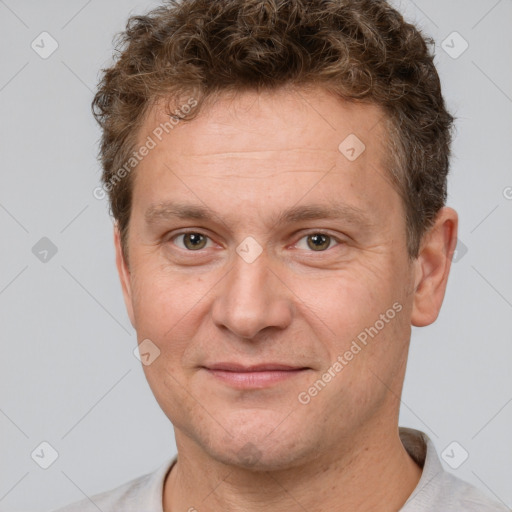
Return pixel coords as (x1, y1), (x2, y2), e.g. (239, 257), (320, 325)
(411, 207), (458, 327)
(114, 224), (136, 328)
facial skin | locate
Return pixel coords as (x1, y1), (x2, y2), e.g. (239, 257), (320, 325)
(114, 85), (458, 511)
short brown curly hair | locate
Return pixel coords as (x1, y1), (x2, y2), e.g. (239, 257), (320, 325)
(92, 0), (455, 260)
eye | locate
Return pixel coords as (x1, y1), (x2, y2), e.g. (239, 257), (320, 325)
(295, 232), (340, 252)
(172, 232), (213, 251)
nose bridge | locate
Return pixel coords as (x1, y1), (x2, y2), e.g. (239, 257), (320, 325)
(212, 247), (292, 339)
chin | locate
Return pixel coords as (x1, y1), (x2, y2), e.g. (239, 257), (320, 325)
(199, 415), (317, 472)
(211, 442), (310, 472)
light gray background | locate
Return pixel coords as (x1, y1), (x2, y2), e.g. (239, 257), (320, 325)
(0, 1), (511, 510)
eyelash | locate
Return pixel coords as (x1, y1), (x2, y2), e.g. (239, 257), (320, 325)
(169, 230), (343, 252)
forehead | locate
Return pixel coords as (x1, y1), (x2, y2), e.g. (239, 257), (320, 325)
(139, 86), (389, 158)
(131, 86), (400, 230)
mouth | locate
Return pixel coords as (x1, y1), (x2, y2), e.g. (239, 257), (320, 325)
(201, 362), (311, 388)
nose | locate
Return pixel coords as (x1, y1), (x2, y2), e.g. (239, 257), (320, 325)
(211, 248), (293, 340)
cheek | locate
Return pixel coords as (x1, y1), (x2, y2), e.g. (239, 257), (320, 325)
(305, 271), (386, 338)
(130, 268), (217, 376)
(130, 266), (202, 334)
(303, 261), (410, 376)
(141, 359), (197, 431)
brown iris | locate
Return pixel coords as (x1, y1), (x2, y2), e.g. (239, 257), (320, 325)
(183, 233), (208, 250)
(307, 234), (331, 251)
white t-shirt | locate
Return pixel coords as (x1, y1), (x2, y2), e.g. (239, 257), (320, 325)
(51, 427), (509, 511)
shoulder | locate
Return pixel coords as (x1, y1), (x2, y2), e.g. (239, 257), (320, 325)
(50, 472), (155, 512)
(49, 458), (176, 512)
(399, 428), (509, 512)
(403, 469), (509, 511)
(437, 471), (510, 512)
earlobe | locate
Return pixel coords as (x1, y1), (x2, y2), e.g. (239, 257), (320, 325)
(114, 224), (136, 329)
(411, 207), (458, 327)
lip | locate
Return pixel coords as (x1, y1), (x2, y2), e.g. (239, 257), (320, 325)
(205, 362), (307, 372)
(202, 363), (310, 389)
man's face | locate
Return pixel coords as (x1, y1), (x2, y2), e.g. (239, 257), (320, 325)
(117, 86), (419, 469)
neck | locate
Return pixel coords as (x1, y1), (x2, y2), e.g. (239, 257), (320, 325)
(163, 424), (422, 512)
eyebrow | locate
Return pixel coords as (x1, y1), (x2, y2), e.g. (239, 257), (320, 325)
(145, 200), (373, 228)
